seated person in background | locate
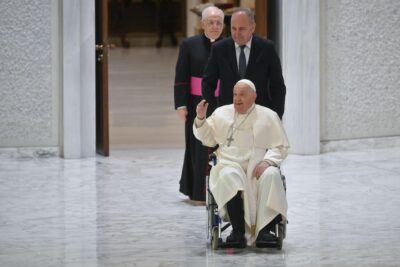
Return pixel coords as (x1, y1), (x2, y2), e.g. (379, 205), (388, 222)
(193, 79), (289, 248)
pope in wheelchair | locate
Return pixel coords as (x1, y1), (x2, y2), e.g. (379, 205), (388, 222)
(193, 79), (289, 249)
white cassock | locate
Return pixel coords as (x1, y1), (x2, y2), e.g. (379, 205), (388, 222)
(193, 104), (290, 245)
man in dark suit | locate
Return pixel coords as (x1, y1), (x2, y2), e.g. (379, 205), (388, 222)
(202, 7), (286, 119)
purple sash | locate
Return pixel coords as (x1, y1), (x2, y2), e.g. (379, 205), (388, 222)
(190, 76), (219, 97)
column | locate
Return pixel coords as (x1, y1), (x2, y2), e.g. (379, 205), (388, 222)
(281, 0), (320, 154)
(61, 0), (96, 158)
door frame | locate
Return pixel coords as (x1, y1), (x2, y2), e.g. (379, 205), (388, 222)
(255, 0), (268, 38)
(60, 0), (96, 159)
(95, 0), (110, 156)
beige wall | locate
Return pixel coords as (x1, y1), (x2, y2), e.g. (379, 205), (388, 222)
(321, 0), (400, 141)
(0, 1), (59, 147)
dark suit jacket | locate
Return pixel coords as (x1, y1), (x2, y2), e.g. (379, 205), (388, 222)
(202, 35), (286, 118)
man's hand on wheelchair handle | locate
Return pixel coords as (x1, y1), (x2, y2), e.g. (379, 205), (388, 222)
(196, 99), (208, 120)
(253, 161), (271, 179)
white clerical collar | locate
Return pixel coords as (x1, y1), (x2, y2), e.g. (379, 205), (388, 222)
(245, 104), (256, 114)
(234, 37), (252, 50)
(204, 33), (216, 42)
(237, 104), (256, 116)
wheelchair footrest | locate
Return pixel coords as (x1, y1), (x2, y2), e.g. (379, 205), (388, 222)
(219, 241), (247, 249)
(255, 240), (281, 248)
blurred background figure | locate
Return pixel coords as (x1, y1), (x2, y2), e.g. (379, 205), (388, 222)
(109, 0), (131, 48)
(156, 0), (178, 48)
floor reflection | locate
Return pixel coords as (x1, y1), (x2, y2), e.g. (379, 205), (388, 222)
(1, 147), (399, 266)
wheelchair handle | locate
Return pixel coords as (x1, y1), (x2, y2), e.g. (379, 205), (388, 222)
(208, 153), (217, 166)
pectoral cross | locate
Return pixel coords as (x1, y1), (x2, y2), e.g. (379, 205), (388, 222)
(226, 135), (234, 147)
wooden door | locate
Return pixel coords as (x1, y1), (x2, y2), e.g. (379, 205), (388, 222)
(95, 0), (110, 156)
(255, 0), (268, 38)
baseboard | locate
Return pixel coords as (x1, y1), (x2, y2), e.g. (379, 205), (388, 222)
(0, 147), (59, 159)
(321, 136), (400, 153)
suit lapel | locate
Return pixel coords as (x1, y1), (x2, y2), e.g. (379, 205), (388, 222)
(246, 36), (263, 75)
(226, 38), (240, 78)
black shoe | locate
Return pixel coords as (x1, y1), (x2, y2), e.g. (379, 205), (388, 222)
(255, 228), (278, 248)
(225, 230), (246, 248)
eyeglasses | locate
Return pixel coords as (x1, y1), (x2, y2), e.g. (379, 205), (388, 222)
(205, 20), (223, 27)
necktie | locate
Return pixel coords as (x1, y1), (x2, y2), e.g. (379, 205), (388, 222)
(238, 45), (247, 78)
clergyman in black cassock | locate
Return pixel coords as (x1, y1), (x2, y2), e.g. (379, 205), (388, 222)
(174, 6), (224, 202)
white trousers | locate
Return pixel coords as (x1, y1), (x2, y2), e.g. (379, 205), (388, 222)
(210, 164), (287, 242)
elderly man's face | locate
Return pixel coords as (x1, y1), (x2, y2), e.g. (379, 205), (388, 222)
(233, 83), (257, 114)
(201, 14), (224, 40)
(231, 12), (255, 46)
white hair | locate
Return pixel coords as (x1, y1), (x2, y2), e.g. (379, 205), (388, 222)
(201, 6), (224, 21)
(236, 79), (256, 92)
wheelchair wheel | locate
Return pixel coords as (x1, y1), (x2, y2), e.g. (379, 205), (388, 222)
(211, 226), (219, 250)
(207, 205), (213, 238)
(277, 224), (284, 250)
(282, 222), (287, 239)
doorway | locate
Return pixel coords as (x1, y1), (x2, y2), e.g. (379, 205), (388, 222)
(96, 0), (280, 153)
(106, 0), (186, 151)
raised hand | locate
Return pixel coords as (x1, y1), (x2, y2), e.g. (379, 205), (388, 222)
(196, 100), (208, 120)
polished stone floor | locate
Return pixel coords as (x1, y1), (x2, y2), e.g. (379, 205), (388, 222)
(1, 147), (400, 267)
(1, 47), (400, 266)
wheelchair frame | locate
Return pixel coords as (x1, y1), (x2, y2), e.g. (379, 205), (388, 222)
(206, 154), (287, 250)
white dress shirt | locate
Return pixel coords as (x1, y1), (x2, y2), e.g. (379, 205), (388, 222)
(235, 38), (252, 71)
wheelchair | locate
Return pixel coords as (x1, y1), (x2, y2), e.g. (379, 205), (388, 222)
(206, 153), (287, 250)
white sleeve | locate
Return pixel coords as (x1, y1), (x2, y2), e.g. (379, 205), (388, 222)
(263, 146), (288, 167)
(193, 117), (217, 147)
